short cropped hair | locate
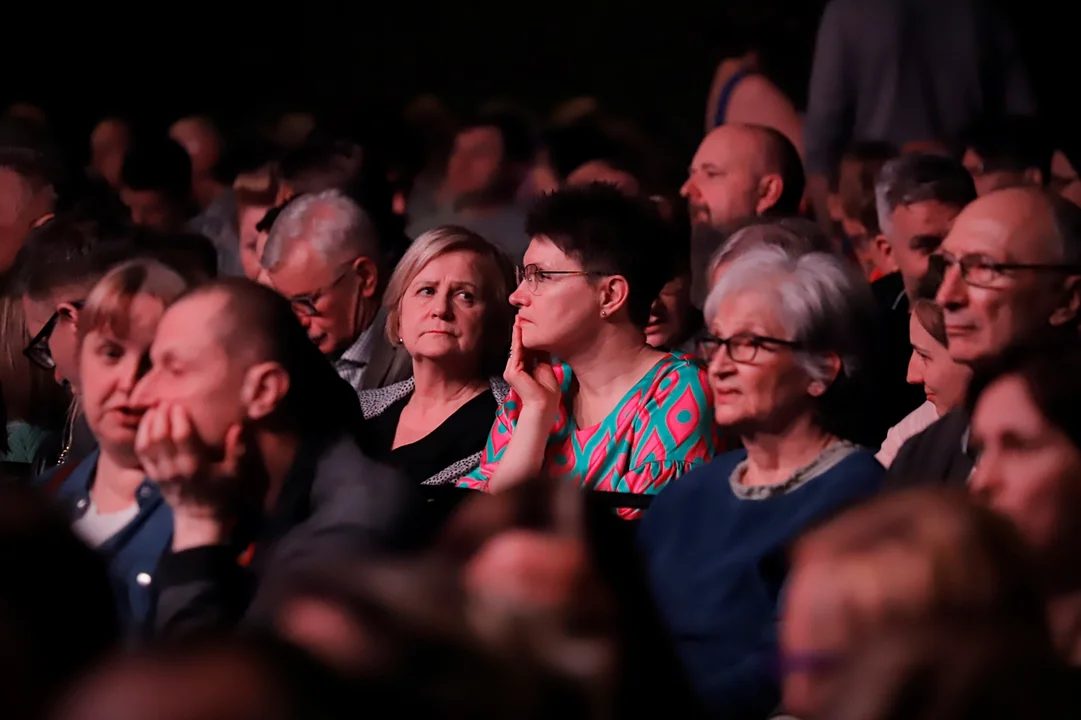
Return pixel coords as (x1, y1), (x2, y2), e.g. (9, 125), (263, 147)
(78, 259), (190, 343)
(839, 141), (899, 229)
(526, 183), (672, 329)
(705, 245), (875, 438)
(753, 125), (806, 216)
(181, 279), (367, 441)
(120, 137), (192, 201)
(875, 154), (976, 239)
(233, 163), (280, 214)
(383, 226), (515, 377)
(261, 189), (380, 271)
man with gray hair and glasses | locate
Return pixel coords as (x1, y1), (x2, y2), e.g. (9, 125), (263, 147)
(886, 186), (1081, 490)
(260, 189), (411, 393)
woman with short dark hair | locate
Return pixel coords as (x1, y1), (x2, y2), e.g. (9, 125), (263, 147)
(458, 184), (718, 518)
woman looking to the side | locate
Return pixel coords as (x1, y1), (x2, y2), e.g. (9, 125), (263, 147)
(458, 184), (718, 518)
(39, 259), (191, 635)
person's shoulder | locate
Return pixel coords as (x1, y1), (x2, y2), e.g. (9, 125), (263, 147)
(357, 378), (415, 419)
(833, 447), (887, 480)
(651, 449), (744, 504)
(308, 435), (419, 529)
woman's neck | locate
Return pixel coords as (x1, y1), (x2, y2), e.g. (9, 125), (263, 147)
(410, 357), (488, 409)
(562, 326), (666, 422)
(1049, 589), (1081, 666)
(740, 413), (838, 487)
(92, 447), (147, 514)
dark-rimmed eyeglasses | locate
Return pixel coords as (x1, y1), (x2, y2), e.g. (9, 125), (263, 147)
(515, 264), (608, 294)
(23, 301), (84, 371)
(698, 332), (801, 364)
(928, 251), (1081, 290)
(286, 267), (352, 317)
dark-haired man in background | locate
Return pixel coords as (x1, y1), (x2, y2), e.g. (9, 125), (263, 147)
(681, 122), (805, 306)
(870, 153), (977, 442)
(961, 115), (1053, 197)
(407, 106), (536, 262)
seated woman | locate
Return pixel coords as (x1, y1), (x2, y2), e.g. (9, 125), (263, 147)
(358, 226), (514, 486)
(638, 245), (884, 717)
(876, 299), (972, 467)
(458, 184), (718, 517)
(780, 489), (1051, 720)
(38, 259), (191, 635)
(968, 345), (1081, 667)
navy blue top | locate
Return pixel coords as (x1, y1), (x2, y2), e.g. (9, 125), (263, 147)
(42, 449), (173, 636)
(638, 447), (883, 719)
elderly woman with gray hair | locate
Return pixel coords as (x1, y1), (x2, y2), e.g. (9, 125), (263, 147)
(638, 244), (884, 718)
(357, 226), (515, 487)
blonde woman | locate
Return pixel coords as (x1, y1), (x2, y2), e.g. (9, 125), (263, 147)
(358, 226), (514, 486)
(40, 259), (191, 634)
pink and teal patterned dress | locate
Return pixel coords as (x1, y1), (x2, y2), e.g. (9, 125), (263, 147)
(458, 353), (720, 518)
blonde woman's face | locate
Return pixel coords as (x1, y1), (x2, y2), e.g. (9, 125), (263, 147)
(79, 294), (167, 459)
(398, 250), (488, 369)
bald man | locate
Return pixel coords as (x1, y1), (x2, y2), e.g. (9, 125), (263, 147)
(886, 186), (1081, 490)
(681, 123), (806, 305)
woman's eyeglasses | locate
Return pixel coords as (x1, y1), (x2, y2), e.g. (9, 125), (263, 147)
(515, 264), (607, 294)
(23, 302), (84, 371)
(698, 332), (801, 364)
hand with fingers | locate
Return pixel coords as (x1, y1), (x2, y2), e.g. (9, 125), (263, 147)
(135, 403), (260, 524)
(505, 316), (561, 411)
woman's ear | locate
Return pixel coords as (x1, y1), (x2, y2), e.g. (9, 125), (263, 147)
(808, 353), (843, 398)
(598, 275), (631, 319)
(241, 362), (291, 421)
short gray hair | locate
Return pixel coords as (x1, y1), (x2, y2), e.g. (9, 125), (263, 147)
(261, 189), (379, 271)
(705, 244), (873, 386)
(707, 217), (833, 282)
(874, 153), (976, 243)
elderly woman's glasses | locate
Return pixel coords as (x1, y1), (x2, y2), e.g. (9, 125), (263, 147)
(928, 251), (1081, 290)
(515, 264), (606, 294)
(698, 332), (801, 364)
(23, 301), (84, 371)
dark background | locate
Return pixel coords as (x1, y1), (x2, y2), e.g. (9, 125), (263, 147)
(3, 0), (1071, 171)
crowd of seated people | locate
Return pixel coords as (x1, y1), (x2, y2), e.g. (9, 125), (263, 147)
(2, 11), (1081, 716)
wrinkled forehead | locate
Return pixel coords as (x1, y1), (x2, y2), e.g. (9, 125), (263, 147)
(153, 292), (230, 355)
(943, 193), (1059, 262)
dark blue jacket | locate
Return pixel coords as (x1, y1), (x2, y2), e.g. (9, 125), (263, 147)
(41, 450), (173, 636)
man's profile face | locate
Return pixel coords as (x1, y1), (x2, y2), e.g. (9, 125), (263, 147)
(262, 243), (367, 356)
(935, 191), (1068, 365)
(445, 126), (505, 201)
(120, 187), (183, 231)
(681, 127), (763, 230)
(887, 200), (961, 296)
(132, 292), (247, 449)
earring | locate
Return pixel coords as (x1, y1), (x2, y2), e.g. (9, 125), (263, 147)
(398, 337), (403, 344)
(601, 310), (607, 317)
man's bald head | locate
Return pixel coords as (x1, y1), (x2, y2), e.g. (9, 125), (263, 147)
(183, 278), (363, 436)
(682, 123), (804, 231)
(951, 186), (1081, 265)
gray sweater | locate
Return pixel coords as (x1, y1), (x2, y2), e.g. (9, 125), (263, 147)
(804, 0), (1035, 175)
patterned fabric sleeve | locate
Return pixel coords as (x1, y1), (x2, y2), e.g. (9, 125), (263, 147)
(612, 359), (719, 518)
(457, 363), (574, 491)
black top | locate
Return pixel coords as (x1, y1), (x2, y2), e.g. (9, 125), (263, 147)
(362, 391), (498, 486)
(869, 272), (926, 445)
(884, 408), (974, 491)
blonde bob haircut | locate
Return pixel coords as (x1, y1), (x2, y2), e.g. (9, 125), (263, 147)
(384, 226), (515, 377)
(78, 259), (191, 343)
